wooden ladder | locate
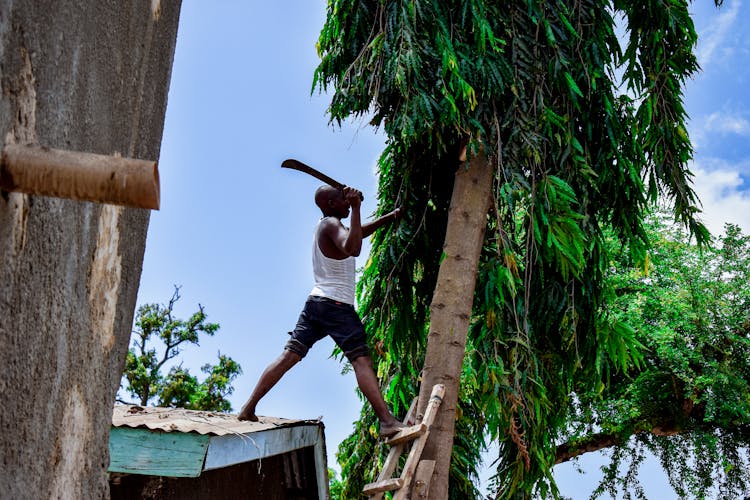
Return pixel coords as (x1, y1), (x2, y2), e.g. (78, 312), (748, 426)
(363, 384), (445, 500)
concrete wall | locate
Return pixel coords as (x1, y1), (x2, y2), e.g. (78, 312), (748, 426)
(0, 1), (181, 498)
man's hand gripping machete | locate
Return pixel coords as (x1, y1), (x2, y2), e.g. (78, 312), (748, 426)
(281, 159), (364, 200)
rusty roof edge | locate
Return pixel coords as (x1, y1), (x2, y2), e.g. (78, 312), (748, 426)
(112, 404), (324, 436)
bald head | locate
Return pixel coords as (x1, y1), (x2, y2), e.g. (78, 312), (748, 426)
(315, 185), (341, 210)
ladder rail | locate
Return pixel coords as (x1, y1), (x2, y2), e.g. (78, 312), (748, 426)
(392, 386), (444, 500)
(366, 398), (418, 500)
(363, 384), (445, 500)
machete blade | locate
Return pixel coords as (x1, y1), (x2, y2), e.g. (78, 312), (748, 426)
(281, 159), (363, 200)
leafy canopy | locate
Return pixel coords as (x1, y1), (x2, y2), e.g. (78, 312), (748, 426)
(120, 287), (241, 412)
(569, 216), (750, 499)
(315, 0), (718, 497)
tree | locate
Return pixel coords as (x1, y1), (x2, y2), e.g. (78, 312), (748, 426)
(0, 3), (180, 499)
(556, 214), (750, 498)
(329, 468), (345, 500)
(120, 287), (242, 412)
(315, 0), (717, 497)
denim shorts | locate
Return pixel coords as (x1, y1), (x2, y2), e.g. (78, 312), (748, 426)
(285, 296), (370, 362)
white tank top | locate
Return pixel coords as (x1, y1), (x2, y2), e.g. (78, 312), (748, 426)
(310, 218), (356, 304)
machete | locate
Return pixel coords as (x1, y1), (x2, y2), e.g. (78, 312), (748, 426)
(281, 158), (363, 200)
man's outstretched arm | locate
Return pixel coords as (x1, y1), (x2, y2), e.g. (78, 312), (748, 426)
(362, 207), (402, 238)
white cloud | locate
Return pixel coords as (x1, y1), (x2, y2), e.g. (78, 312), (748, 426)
(696, 0), (742, 68)
(691, 160), (750, 235)
(688, 109), (750, 150)
(704, 110), (750, 136)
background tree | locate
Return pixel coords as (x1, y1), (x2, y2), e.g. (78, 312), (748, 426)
(555, 214), (750, 498)
(315, 0), (719, 497)
(329, 468), (345, 500)
(120, 287), (242, 412)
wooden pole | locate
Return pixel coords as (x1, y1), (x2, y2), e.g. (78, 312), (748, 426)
(0, 143), (160, 209)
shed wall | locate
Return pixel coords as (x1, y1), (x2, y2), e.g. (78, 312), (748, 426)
(110, 447), (321, 500)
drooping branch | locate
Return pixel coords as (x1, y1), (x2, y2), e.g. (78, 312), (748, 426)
(555, 421), (750, 464)
(555, 431), (624, 464)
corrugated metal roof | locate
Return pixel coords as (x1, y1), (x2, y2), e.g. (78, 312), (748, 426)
(112, 404), (320, 436)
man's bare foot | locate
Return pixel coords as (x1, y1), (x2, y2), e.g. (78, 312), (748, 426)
(238, 406), (259, 422)
(379, 419), (407, 438)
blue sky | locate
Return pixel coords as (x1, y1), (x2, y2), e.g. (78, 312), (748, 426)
(132, 1), (750, 497)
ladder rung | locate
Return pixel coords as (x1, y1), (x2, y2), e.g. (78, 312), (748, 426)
(365, 385), (446, 499)
(363, 478), (403, 495)
(385, 422), (427, 446)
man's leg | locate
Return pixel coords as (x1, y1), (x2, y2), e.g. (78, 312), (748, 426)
(351, 355), (406, 437)
(238, 349), (301, 421)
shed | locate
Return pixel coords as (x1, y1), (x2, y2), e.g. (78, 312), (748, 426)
(108, 405), (329, 499)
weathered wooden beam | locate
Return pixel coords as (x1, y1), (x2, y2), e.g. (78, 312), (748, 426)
(412, 460), (436, 499)
(0, 143), (160, 209)
(393, 384), (444, 500)
(108, 427), (209, 478)
(385, 423), (427, 446)
(362, 478), (403, 495)
(368, 398), (419, 500)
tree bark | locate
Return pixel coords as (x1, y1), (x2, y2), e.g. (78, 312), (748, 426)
(555, 432), (621, 464)
(417, 152), (494, 498)
(555, 424), (688, 464)
(0, 2), (180, 498)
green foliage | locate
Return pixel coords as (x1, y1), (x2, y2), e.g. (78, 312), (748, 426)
(572, 215), (750, 498)
(120, 287), (241, 412)
(329, 468), (344, 499)
(315, 0), (719, 497)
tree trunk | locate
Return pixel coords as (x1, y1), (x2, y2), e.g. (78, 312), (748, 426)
(0, 2), (181, 499)
(417, 152), (494, 498)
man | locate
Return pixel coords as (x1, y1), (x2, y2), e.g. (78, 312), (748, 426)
(238, 184), (405, 438)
